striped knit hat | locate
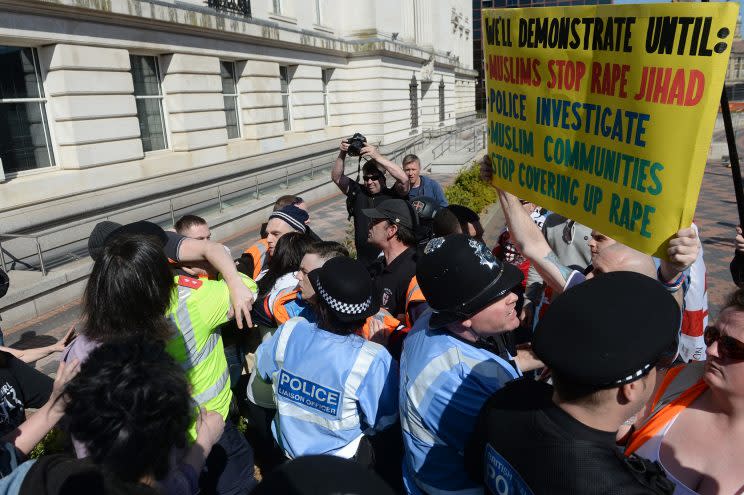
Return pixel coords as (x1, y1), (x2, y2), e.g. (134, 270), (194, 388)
(268, 205), (308, 233)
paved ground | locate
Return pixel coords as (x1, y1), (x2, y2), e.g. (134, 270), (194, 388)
(694, 162), (741, 317)
(4, 159), (743, 377)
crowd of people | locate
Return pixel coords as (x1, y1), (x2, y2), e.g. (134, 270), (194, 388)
(0, 137), (740, 495)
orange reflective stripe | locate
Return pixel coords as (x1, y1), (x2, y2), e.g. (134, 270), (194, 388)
(404, 276), (425, 328)
(625, 379), (707, 456)
(243, 239), (270, 280)
(272, 288), (299, 325)
(405, 277), (425, 304)
(649, 366), (684, 413)
(358, 309), (401, 341)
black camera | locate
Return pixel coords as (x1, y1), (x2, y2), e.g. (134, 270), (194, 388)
(347, 133), (367, 157)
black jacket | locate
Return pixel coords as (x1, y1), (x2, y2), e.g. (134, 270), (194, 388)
(465, 379), (674, 495)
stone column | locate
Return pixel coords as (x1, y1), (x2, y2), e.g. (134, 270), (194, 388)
(400, 0), (415, 42)
(414, 0), (433, 48)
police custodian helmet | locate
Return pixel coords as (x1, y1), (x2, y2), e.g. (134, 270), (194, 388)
(416, 234), (524, 328)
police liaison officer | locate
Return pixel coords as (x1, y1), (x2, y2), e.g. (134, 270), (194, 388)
(465, 272), (678, 495)
(255, 256), (399, 464)
(399, 234), (525, 494)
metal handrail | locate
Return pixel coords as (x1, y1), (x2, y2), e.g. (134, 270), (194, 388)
(432, 120), (487, 159)
(0, 233), (46, 276)
(0, 121), (482, 276)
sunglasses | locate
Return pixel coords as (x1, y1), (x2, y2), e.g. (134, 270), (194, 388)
(363, 175), (382, 182)
(704, 325), (744, 360)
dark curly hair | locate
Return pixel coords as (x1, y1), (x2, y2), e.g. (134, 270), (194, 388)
(64, 339), (192, 482)
(82, 234), (174, 343)
(257, 232), (313, 297)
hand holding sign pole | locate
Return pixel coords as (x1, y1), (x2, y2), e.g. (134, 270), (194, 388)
(483, 3), (739, 258)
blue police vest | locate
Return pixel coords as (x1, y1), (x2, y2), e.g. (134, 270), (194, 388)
(400, 312), (521, 495)
(256, 317), (399, 459)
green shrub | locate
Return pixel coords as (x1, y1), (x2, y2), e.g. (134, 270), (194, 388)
(30, 428), (69, 459)
(444, 163), (497, 214)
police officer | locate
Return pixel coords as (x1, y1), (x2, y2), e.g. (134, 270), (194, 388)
(465, 271), (678, 495)
(255, 256), (399, 464)
(400, 234), (525, 495)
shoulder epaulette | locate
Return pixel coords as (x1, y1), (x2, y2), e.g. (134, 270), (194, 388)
(177, 275), (203, 289)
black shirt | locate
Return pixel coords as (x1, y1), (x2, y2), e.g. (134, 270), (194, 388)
(465, 379), (674, 495)
(346, 181), (405, 265)
(368, 247), (417, 319)
(0, 352), (53, 437)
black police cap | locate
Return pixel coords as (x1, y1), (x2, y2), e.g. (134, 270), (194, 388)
(416, 234), (523, 328)
(533, 271), (680, 388)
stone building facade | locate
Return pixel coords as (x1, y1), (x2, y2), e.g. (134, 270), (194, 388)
(0, 0), (477, 232)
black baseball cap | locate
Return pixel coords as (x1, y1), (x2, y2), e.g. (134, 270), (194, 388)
(416, 234), (523, 328)
(533, 271), (680, 388)
(88, 220), (169, 261)
(362, 199), (415, 230)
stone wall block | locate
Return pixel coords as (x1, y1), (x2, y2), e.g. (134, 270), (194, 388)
(46, 70), (133, 96)
(166, 93), (224, 113)
(162, 73), (222, 94)
(57, 138), (144, 169)
(54, 117), (141, 146)
(51, 94), (138, 121)
(39, 44), (131, 72)
(170, 128), (228, 152)
(169, 111), (228, 133)
(161, 53), (220, 75)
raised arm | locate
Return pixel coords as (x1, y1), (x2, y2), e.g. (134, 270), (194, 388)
(360, 145), (410, 194)
(659, 226), (699, 283)
(332, 139), (352, 194)
(179, 239), (255, 329)
(498, 189), (572, 294)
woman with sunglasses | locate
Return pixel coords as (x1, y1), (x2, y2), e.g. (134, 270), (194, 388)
(625, 289), (744, 494)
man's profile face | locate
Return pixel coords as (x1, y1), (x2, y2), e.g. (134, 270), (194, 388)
(266, 218), (294, 256)
(368, 218), (393, 249)
(466, 291), (520, 335)
(296, 253), (326, 300)
(182, 223), (211, 241)
(179, 223), (213, 277)
(403, 161), (421, 187)
(588, 230), (616, 262)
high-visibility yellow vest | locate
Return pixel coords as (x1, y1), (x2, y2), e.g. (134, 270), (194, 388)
(165, 274), (258, 440)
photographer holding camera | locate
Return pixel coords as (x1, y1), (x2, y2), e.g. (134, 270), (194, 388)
(332, 135), (410, 265)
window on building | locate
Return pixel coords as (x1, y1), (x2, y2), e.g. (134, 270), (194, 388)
(321, 68), (332, 126)
(272, 0), (282, 14)
(280, 66), (292, 131)
(439, 78), (445, 124)
(409, 75), (419, 131)
(0, 46), (55, 176)
(130, 55), (167, 152)
(220, 61), (241, 139)
(315, 0), (323, 25)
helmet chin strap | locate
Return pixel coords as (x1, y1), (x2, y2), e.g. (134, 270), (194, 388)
(466, 325), (512, 360)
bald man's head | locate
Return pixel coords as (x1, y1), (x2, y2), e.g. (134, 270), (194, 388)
(590, 243), (657, 279)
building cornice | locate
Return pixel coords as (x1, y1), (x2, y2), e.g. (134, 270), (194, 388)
(0, 0), (473, 71)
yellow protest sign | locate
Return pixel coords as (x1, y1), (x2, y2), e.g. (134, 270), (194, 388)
(483, 3), (738, 257)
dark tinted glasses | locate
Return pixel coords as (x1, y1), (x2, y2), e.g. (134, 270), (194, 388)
(363, 175), (382, 182)
(704, 325), (744, 360)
